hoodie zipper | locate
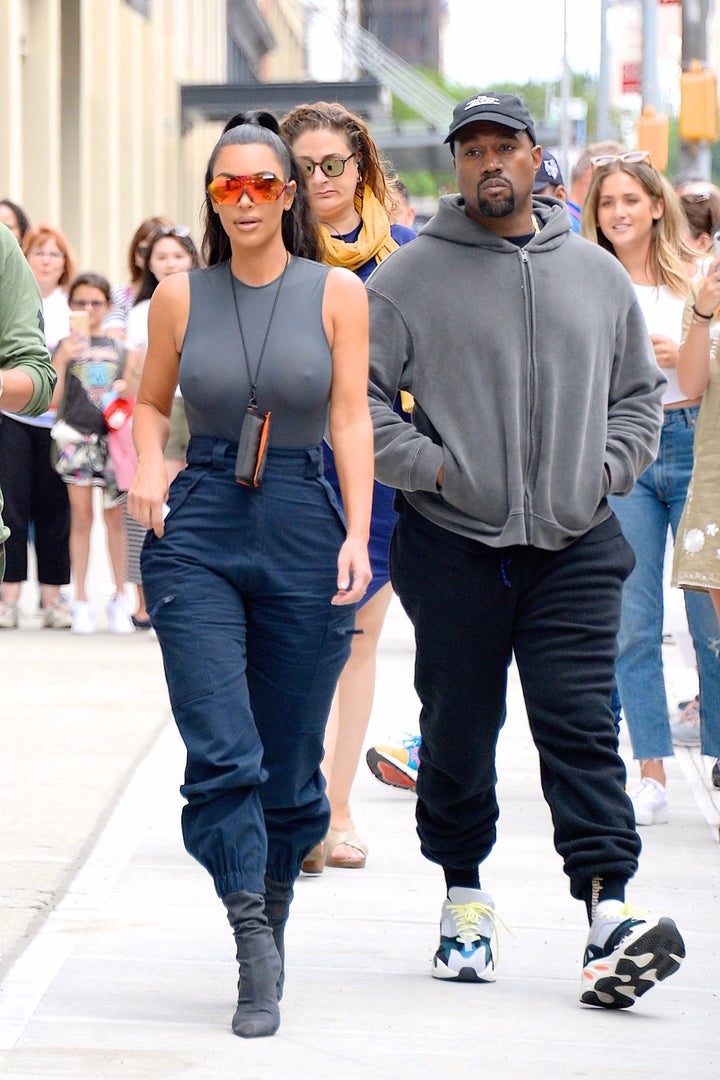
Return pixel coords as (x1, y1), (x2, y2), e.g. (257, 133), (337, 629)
(519, 247), (535, 545)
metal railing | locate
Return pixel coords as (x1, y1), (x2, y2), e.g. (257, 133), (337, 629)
(303, 0), (455, 130)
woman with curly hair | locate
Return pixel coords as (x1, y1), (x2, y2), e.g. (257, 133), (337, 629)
(281, 101), (416, 872)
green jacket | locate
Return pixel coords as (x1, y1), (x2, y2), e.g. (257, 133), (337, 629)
(0, 225), (57, 546)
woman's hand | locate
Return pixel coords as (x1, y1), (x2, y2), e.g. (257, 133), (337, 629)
(53, 332), (84, 368)
(331, 536), (372, 605)
(649, 333), (680, 369)
(127, 455), (169, 538)
(694, 257), (720, 319)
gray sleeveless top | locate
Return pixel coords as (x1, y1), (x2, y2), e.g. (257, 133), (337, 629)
(180, 258), (333, 448)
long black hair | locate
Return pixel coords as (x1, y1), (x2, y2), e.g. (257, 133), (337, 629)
(201, 111), (322, 266)
(0, 198), (31, 243)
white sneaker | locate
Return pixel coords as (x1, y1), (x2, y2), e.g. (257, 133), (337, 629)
(669, 696), (700, 747)
(41, 593), (72, 629)
(630, 777), (669, 826)
(580, 902), (685, 1009)
(432, 887), (498, 982)
(71, 600), (95, 634)
(107, 593), (135, 634)
(0, 599), (19, 628)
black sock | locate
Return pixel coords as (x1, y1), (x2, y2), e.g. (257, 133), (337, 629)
(443, 867), (481, 893)
(583, 874), (626, 923)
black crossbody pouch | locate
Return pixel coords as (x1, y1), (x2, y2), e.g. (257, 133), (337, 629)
(235, 404), (272, 487)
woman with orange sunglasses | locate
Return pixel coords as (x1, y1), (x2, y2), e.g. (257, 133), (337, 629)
(128, 112), (373, 1039)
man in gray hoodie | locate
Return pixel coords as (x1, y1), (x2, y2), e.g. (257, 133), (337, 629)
(367, 92), (684, 1009)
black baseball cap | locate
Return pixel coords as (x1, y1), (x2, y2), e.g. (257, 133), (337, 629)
(533, 152), (564, 192)
(445, 92), (537, 146)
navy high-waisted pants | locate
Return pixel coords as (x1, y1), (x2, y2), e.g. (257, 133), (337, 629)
(141, 438), (355, 897)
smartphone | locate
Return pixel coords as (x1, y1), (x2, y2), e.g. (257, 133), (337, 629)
(69, 310), (89, 339)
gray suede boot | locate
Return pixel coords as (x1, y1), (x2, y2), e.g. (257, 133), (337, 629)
(264, 876), (294, 1001)
(222, 891), (282, 1038)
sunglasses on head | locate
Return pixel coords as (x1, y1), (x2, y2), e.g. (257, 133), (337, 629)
(207, 173), (288, 205)
(152, 225), (192, 239)
(591, 150), (652, 170)
(299, 153), (356, 178)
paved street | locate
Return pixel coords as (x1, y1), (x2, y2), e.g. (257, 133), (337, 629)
(1, 520), (719, 1079)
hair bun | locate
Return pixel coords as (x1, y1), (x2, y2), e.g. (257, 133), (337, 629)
(221, 110), (280, 136)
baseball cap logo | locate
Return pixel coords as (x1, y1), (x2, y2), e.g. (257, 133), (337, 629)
(464, 95), (501, 112)
(544, 157), (560, 181)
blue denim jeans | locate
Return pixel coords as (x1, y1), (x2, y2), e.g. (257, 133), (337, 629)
(141, 440), (356, 897)
(610, 406), (720, 760)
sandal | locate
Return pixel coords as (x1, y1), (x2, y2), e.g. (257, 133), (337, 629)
(301, 840), (327, 875)
(325, 824), (368, 869)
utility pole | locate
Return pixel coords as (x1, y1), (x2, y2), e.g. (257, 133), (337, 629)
(679, 0), (712, 179)
(641, 0), (659, 109)
(560, 0), (571, 178)
(597, 0), (612, 140)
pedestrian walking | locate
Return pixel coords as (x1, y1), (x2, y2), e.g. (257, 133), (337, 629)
(50, 272), (135, 633)
(582, 152), (720, 825)
(672, 246), (720, 789)
(366, 91), (684, 1009)
(0, 222), (57, 583)
(128, 111), (373, 1038)
(281, 100), (416, 872)
(0, 223), (73, 629)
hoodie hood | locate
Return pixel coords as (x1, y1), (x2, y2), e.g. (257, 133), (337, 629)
(420, 193), (572, 253)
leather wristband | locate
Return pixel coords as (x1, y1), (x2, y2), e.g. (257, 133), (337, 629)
(691, 304), (713, 320)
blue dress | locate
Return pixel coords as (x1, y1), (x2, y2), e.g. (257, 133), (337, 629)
(323, 222), (416, 604)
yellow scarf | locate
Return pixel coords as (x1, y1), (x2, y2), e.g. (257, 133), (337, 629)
(319, 184), (399, 271)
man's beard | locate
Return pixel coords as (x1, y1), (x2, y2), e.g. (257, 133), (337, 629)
(476, 185), (515, 218)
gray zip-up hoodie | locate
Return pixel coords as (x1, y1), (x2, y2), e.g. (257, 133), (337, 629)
(367, 194), (666, 550)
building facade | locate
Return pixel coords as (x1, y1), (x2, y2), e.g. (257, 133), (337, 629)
(0, 0), (304, 286)
(360, 0), (444, 71)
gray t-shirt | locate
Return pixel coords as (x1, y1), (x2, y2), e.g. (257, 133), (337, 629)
(181, 258), (333, 448)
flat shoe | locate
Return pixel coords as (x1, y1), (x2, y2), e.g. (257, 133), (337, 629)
(325, 825), (368, 869)
(301, 840), (327, 875)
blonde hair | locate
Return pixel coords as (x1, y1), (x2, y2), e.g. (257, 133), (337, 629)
(582, 160), (694, 297)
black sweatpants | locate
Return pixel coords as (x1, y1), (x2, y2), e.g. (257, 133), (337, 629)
(390, 499), (641, 902)
(0, 414), (70, 584)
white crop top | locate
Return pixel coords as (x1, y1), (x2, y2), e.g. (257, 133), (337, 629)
(632, 283), (688, 406)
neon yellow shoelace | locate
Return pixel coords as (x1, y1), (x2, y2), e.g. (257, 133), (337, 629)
(447, 902), (514, 963)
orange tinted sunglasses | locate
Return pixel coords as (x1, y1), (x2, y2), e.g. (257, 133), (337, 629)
(208, 172), (287, 205)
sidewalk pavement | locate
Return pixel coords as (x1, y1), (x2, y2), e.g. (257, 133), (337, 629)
(1, 579), (719, 1078)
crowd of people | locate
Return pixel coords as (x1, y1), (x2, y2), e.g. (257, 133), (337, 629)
(2, 88), (720, 1038)
(0, 203), (200, 632)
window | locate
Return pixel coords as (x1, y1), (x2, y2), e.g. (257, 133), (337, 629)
(125, 0), (151, 16)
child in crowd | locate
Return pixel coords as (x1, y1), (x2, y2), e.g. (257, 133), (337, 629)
(51, 272), (137, 633)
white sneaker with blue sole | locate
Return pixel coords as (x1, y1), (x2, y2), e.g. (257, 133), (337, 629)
(432, 887), (497, 982)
